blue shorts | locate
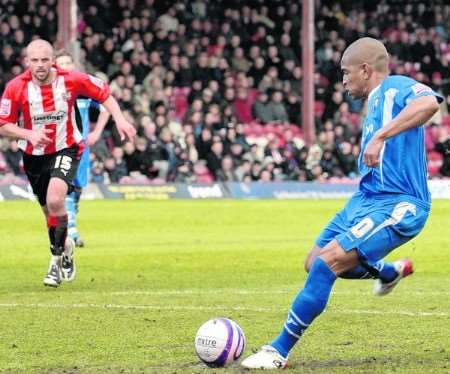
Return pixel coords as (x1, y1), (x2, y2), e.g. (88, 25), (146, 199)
(73, 147), (90, 188)
(315, 191), (430, 268)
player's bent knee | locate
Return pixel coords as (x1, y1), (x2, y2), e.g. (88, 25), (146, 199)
(304, 245), (322, 273)
(46, 182), (69, 213)
(46, 196), (65, 212)
(304, 255), (314, 273)
(318, 241), (359, 275)
(304, 259), (310, 273)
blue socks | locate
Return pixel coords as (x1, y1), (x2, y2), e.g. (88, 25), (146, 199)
(340, 260), (398, 283)
(375, 261), (398, 282)
(340, 264), (374, 279)
(270, 257), (398, 358)
(271, 257), (337, 358)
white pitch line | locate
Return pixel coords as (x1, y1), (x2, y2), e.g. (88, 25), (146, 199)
(337, 309), (450, 317)
(3, 289), (450, 296)
(0, 303), (448, 317)
(109, 290), (450, 297)
(2, 289), (295, 296)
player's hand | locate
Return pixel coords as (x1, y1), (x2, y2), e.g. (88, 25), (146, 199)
(86, 130), (101, 146)
(27, 128), (53, 148)
(363, 133), (384, 167)
(116, 120), (136, 142)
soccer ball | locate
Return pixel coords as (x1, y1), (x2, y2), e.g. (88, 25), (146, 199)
(194, 317), (246, 367)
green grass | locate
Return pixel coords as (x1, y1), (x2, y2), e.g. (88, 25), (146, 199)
(0, 199), (449, 373)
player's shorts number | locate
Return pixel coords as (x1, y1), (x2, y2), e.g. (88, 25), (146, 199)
(54, 155), (72, 171)
(350, 217), (374, 238)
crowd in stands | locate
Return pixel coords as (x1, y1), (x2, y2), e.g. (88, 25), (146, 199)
(0, 0), (449, 185)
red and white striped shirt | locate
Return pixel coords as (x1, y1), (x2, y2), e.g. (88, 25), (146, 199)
(0, 67), (110, 155)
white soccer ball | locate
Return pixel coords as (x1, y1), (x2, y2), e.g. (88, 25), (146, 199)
(195, 317), (246, 367)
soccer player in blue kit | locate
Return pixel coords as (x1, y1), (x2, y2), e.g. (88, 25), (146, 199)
(55, 50), (111, 248)
(242, 37), (442, 369)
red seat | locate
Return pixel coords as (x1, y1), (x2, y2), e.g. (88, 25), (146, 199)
(251, 123), (264, 136)
(427, 151), (443, 176)
(443, 115), (450, 130)
(314, 101), (325, 117)
(289, 124), (302, 135)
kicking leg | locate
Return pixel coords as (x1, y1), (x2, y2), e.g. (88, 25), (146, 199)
(241, 240), (359, 369)
(305, 245), (399, 282)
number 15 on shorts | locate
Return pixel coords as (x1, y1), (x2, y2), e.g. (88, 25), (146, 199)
(54, 155), (73, 176)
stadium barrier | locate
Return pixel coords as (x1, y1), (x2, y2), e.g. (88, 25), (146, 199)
(0, 180), (449, 201)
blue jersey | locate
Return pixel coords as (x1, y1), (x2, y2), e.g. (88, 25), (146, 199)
(76, 98), (100, 140)
(359, 75), (443, 203)
(73, 98), (101, 188)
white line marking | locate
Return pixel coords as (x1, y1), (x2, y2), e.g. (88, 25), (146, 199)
(3, 289), (450, 297)
(337, 309), (450, 317)
(0, 303), (448, 317)
(109, 290), (450, 297)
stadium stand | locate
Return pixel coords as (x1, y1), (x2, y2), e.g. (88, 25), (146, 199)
(0, 0), (449, 185)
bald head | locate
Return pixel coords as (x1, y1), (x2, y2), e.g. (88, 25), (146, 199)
(26, 39), (54, 57)
(340, 38), (389, 99)
(342, 37), (389, 73)
(25, 39), (55, 85)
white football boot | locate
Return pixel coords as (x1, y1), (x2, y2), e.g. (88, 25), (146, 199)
(44, 256), (62, 287)
(373, 259), (413, 296)
(241, 345), (288, 370)
(61, 237), (76, 282)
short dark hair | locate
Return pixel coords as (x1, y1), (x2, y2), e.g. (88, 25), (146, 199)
(55, 49), (73, 60)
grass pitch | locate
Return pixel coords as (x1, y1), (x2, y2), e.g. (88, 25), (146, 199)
(0, 199), (449, 373)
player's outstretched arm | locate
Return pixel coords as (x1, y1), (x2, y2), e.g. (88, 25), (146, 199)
(101, 95), (136, 142)
(364, 96), (440, 167)
(0, 123), (52, 148)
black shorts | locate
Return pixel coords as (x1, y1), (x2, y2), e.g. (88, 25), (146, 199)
(23, 145), (82, 206)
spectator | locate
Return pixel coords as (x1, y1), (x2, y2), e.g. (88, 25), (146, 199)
(267, 90), (289, 124)
(246, 143), (264, 164)
(231, 47), (251, 73)
(336, 141), (358, 177)
(229, 142), (245, 165)
(279, 34), (297, 63)
(252, 91), (272, 124)
(259, 169), (273, 182)
(206, 140), (224, 179)
(235, 159), (252, 182)
(320, 149), (338, 178)
(264, 137), (284, 166)
(184, 133), (199, 163)
(281, 148), (300, 179)
(91, 158), (105, 184)
(217, 155), (239, 182)
(174, 150), (195, 183)
(1, 0), (449, 184)
(111, 147), (128, 180)
(123, 141), (141, 175)
(251, 160), (263, 181)
(104, 157), (123, 183)
(159, 126), (178, 180)
(248, 57), (267, 87)
(285, 92), (301, 126)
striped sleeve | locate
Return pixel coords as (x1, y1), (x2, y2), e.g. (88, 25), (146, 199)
(0, 80), (20, 125)
(70, 71), (110, 104)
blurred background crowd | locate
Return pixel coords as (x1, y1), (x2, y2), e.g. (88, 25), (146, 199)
(0, 0), (449, 185)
